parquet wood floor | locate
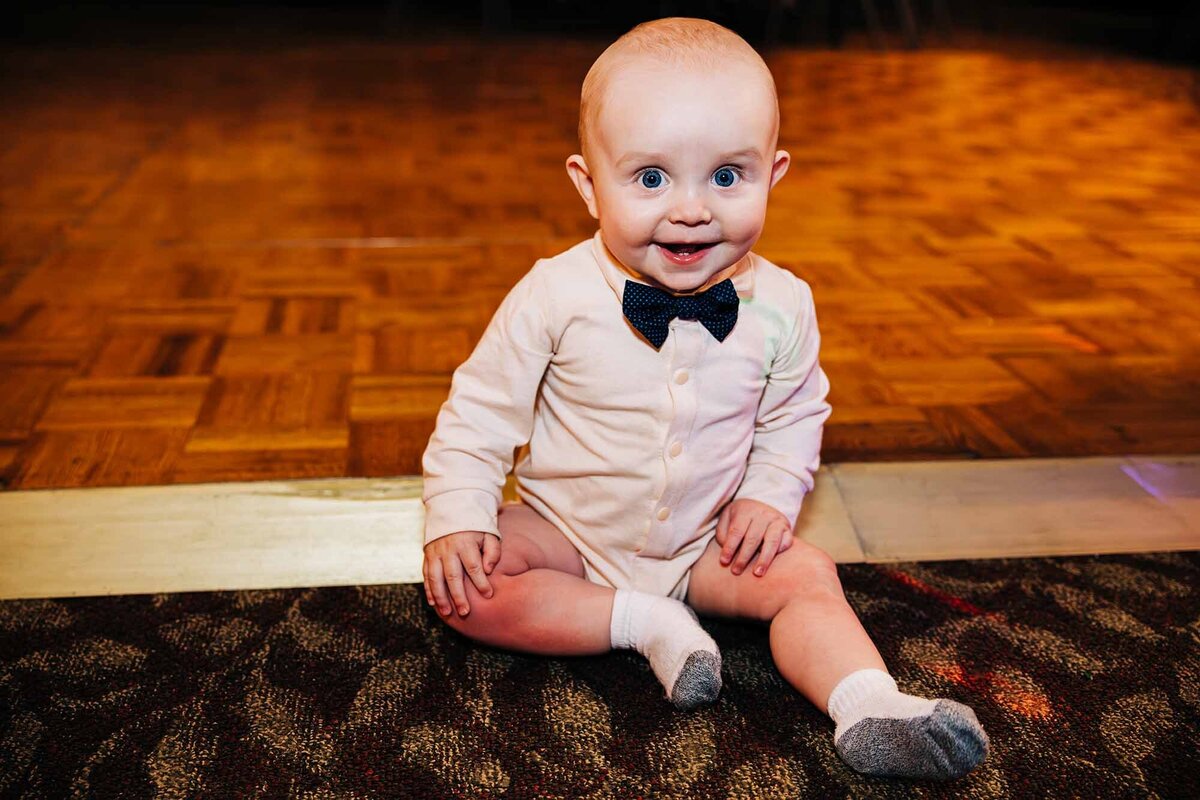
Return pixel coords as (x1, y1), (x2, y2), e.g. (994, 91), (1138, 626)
(2, 33), (1199, 489)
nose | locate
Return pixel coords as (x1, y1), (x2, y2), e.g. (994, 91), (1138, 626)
(667, 186), (712, 226)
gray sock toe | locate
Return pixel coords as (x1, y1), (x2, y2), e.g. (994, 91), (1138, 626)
(835, 699), (988, 780)
(668, 651), (722, 710)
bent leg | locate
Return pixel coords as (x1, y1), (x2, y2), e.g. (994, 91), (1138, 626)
(440, 505), (720, 708)
(686, 537), (885, 711)
(439, 504), (614, 655)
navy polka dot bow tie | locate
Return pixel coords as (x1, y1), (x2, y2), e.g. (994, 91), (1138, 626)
(622, 278), (740, 350)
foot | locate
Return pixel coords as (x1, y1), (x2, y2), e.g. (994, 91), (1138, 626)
(827, 669), (988, 780)
(663, 647), (722, 710)
(835, 699), (988, 780)
(610, 590), (722, 709)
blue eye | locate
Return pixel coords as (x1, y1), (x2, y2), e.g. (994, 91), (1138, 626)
(639, 169), (664, 189)
(713, 167), (739, 188)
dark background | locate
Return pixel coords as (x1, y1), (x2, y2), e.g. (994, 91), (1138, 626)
(4, 1), (1199, 62)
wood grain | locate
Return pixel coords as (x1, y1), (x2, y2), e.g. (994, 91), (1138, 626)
(2, 35), (1198, 488)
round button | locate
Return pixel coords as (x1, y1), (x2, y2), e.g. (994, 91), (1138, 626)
(656, 506), (671, 521)
(669, 441), (683, 457)
(674, 370), (689, 385)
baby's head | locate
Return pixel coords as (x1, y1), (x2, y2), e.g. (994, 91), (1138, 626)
(567, 17), (790, 293)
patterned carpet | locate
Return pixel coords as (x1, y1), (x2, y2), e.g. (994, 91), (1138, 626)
(2, 552), (1198, 798)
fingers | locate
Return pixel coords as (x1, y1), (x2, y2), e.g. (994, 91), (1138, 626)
(462, 547), (494, 600)
(753, 520), (790, 576)
(443, 557), (471, 618)
(422, 532), (502, 620)
(731, 516), (769, 575)
(720, 510), (745, 567)
(426, 558), (453, 617)
(422, 564), (435, 608)
(715, 506), (730, 547)
(482, 534), (502, 575)
(780, 528), (795, 552)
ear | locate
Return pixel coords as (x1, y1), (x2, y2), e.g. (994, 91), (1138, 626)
(769, 149), (791, 189)
(565, 154), (600, 219)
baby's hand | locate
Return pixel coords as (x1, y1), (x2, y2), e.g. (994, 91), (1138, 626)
(716, 499), (794, 577)
(423, 531), (501, 618)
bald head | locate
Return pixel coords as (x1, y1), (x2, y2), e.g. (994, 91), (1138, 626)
(578, 18), (779, 163)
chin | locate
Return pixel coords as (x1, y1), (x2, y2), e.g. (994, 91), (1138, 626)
(659, 258), (739, 293)
(664, 273), (713, 293)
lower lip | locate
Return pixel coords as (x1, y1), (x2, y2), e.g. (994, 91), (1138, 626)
(656, 243), (715, 266)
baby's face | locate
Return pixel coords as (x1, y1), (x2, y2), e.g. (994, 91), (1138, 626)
(569, 58), (788, 293)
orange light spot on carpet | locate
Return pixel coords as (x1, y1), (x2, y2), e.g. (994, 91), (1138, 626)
(995, 684), (1053, 720)
(930, 665), (1054, 721)
(879, 567), (1000, 619)
(932, 664), (967, 684)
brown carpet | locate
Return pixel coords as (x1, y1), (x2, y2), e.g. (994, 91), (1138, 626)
(2, 551), (1199, 798)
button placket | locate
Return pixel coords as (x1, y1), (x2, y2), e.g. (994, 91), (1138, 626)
(644, 325), (704, 558)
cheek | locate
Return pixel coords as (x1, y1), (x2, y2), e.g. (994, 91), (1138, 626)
(600, 196), (660, 241)
(722, 194), (769, 240)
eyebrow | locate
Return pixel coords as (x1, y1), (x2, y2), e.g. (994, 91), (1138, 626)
(614, 148), (762, 170)
(715, 148), (762, 163)
(614, 152), (667, 170)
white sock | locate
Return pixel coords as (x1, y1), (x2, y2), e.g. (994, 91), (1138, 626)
(826, 669), (936, 739)
(609, 589), (721, 709)
(826, 668), (989, 780)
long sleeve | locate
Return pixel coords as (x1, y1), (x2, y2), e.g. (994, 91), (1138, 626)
(421, 265), (555, 544)
(731, 278), (832, 527)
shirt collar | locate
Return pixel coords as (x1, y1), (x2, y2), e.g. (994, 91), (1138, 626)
(591, 231), (755, 303)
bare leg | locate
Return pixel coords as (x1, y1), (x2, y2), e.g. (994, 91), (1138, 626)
(438, 504), (721, 707)
(687, 537), (885, 711)
(687, 537), (987, 779)
(438, 504), (614, 655)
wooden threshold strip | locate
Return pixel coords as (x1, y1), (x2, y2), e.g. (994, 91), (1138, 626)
(1, 457), (1197, 601)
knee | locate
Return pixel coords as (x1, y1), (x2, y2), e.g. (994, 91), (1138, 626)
(763, 545), (845, 617)
(434, 569), (523, 640)
(435, 530), (550, 638)
(789, 545), (844, 597)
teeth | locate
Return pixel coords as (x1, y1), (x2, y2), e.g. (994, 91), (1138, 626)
(663, 243), (707, 255)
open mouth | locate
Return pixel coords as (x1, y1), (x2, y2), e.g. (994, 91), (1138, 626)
(655, 241), (718, 265)
(658, 242), (717, 255)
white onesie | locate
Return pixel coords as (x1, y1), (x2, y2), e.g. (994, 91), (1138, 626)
(422, 232), (831, 599)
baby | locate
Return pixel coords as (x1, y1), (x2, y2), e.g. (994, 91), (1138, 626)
(421, 17), (988, 780)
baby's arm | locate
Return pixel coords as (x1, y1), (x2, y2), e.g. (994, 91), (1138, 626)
(722, 278), (832, 574)
(422, 266), (554, 616)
